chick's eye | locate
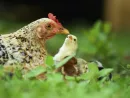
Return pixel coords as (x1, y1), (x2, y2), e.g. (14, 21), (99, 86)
(74, 39), (76, 41)
(59, 28), (64, 30)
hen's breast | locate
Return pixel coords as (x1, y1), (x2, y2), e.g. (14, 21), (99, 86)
(0, 41), (9, 65)
(0, 33), (47, 67)
(0, 35), (26, 65)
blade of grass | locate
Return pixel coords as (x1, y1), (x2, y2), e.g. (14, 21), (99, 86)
(24, 66), (46, 79)
(55, 53), (76, 68)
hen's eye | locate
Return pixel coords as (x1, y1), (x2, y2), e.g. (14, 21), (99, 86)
(46, 24), (52, 29)
(74, 39), (76, 41)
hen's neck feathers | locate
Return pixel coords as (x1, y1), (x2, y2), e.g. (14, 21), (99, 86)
(3, 18), (48, 49)
(15, 18), (45, 38)
(4, 18), (47, 38)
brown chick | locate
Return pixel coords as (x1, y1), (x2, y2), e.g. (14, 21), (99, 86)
(54, 35), (80, 80)
(56, 57), (80, 80)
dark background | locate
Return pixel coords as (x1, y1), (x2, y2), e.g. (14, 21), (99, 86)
(0, 0), (103, 24)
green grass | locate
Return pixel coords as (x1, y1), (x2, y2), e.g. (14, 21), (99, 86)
(0, 20), (130, 98)
(0, 62), (129, 98)
(0, 77), (129, 98)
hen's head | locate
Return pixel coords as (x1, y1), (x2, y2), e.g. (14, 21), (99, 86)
(35, 13), (69, 39)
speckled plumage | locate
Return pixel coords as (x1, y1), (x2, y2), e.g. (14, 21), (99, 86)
(0, 19), (48, 67)
(0, 13), (69, 74)
(77, 58), (88, 74)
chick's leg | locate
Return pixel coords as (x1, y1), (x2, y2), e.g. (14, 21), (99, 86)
(61, 67), (67, 81)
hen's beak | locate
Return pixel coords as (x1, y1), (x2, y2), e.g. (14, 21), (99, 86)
(57, 28), (69, 34)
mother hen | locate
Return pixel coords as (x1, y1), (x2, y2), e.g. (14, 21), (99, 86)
(0, 13), (69, 73)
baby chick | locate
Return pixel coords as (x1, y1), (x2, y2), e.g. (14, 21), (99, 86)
(53, 34), (78, 63)
(53, 34), (80, 79)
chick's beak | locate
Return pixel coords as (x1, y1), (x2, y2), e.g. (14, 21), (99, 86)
(68, 35), (72, 40)
(57, 28), (69, 34)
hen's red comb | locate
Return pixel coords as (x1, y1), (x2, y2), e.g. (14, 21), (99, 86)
(48, 13), (62, 26)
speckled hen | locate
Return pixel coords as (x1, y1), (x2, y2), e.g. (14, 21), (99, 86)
(0, 13), (69, 74)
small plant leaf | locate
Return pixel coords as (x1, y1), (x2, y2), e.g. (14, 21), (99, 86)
(87, 62), (99, 80)
(46, 73), (63, 82)
(45, 55), (54, 66)
(55, 53), (76, 68)
(103, 22), (111, 34)
(127, 64), (130, 69)
(99, 68), (113, 77)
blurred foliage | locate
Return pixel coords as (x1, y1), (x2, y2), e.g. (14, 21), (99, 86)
(0, 57), (129, 98)
(77, 21), (122, 73)
(47, 20), (129, 75)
